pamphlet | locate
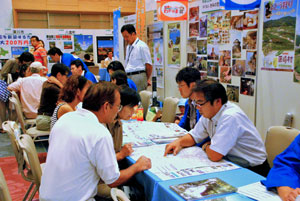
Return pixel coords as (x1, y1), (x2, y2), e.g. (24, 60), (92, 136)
(170, 178), (237, 200)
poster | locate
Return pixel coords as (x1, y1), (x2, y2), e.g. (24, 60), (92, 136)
(96, 36), (113, 63)
(199, 15), (208, 37)
(201, 0), (223, 13)
(46, 34), (73, 54)
(232, 59), (246, 76)
(0, 33), (30, 59)
(155, 66), (164, 88)
(168, 23), (181, 67)
(147, 22), (164, 66)
(294, 1), (300, 83)
(196, 56), (207, 71)
(262, 0), (296, 71)
(74, 35), (93, 59)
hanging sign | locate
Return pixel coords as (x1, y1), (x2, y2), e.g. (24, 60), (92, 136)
(225, 0), (261, 10)
(159, 0), (188, 21)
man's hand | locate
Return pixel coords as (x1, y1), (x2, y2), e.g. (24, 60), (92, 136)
(278, 186), (300, 201)
(48, 76), (63, 88)
(119, 143), (133, 160)
(164, 140), (182, 156)
(135, 156), (151, 172)
(147, 79), (151, 86)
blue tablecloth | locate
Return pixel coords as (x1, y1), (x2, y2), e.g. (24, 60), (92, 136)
(127, 156), (265, 201)
(99, 68), (111, 81)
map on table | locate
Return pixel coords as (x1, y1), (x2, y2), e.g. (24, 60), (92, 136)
(130, 145), (240, 181)
(122, 121), (188, 147)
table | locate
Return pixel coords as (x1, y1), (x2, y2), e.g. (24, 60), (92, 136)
(127, 156), (264, 201)
(123, 122), (265, 201)
(99, 68), (110, 81)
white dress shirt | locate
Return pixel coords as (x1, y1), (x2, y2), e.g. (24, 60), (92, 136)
(40, 108), (120, 201)
(190, 102), (267, 166)
(8, 74), (47, 118)
(125, 37), (152, 73)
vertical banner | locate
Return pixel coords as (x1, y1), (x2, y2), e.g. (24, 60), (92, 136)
(294, 1), (300, 83)
(159, 0), (188, 21)
(136, 0), (146, 42)
(168, 22), (181, 67)
(113, 9), (121, 60)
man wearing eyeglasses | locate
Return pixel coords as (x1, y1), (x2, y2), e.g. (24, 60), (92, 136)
(176, 67), (201, 131)
(165, 79), (270, 177)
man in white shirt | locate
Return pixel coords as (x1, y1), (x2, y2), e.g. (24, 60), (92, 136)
(104, 50), (114, 66)
(39, 82), (151, 201)
(121, 24), (152, 92)
(7, 61), (47, 118)
(164, 79), (270, 177)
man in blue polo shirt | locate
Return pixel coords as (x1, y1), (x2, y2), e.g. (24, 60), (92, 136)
(48, 47), (89, 72)
(70, 60), (97, 83)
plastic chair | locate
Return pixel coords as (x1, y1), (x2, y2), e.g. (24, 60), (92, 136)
(265, 126), (300, 167)
(139, 90), (152, 119)
(161, 97), (179, 123)
(0, 168), (12, 201)
(10, 91), (36, 126)
(9, 96), (49, 142)
(111, 188), (130, 201)
(2, 121), (44, 201)
(18, 134), (43, 201)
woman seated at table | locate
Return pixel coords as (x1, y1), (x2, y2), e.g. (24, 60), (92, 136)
(97, 86), (141, 198)
(50, 75), (91, 129)
(261, 134), (300, 201)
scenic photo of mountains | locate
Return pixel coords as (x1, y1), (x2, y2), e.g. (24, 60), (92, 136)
(262, 16), (296, 56)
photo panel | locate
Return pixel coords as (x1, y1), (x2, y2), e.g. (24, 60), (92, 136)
(189, 22), (200, 37)
(220, 66), (232, 83)
(240, 77), (255, 96)
(196, 56), (207, 71)
(207, 44), (219, 60)
(232, 59), (246, 76)
(219, 50), (231, 67)
(227, 85), (239, 102)
(187, 53), (197, 68)
(197, 39), (207, 55)
(207, 61), (219, 77)
(243, 30), (257, 50)
(245, 51), (257, 75)
(187, 38), (197, 53)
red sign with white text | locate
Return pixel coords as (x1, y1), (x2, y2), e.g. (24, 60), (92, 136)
(159, 0), (188, 21)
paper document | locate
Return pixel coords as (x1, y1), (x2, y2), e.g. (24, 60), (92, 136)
(131, 145), (240, 181)
(237, 182), (281, 201)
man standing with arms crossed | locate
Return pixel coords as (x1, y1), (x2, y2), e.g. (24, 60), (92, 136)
(121, 24), (152, 92)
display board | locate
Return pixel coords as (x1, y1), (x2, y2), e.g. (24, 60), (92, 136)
(0, 28), (113, 70)
(186, 1), (258, 122)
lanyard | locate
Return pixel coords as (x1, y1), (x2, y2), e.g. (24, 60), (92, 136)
(126, 39), (139, 64)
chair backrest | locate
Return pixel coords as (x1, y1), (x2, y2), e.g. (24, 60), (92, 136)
(265, 126), (300, 167)
(111, 188), (130, 201)
(139, 90), (152, 119)
(0, 168), (12, 201)
(9, 96), (26, 133)
(2, 121), (21, 161)
(18, 134), (42, 187)
(161, 97), (179, 123)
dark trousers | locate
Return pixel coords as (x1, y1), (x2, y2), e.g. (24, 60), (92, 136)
(247, 159), (270, 177)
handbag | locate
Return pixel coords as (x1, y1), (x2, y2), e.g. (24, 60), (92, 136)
(0, 80), (11, 102)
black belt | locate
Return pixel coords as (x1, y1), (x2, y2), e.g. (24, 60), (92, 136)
(127, 70), (146, 76)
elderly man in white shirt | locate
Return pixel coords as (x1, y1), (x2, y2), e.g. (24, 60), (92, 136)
(39, 82), (151, 201)
(164, 79), (270, 177)
(121, 24), (152, 92)
(8, 61), (47, 118)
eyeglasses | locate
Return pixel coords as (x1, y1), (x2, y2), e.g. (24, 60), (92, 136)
(192, 100), (208, 107)
(110, 103), (123, 112)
